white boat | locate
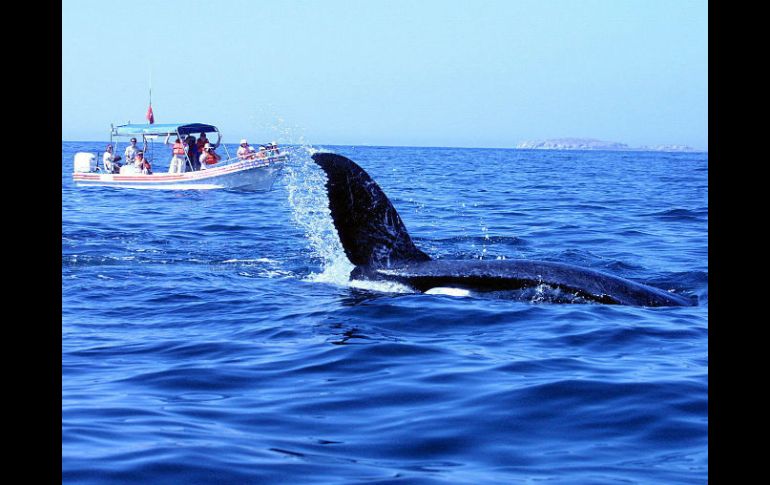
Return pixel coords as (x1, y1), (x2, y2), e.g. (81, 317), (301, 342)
(72, 122), (287, 191)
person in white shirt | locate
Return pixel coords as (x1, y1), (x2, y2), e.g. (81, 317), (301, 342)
(237, 138), (257, 160)
(124, 137), (141, 166)
(102, 144), (122, 173)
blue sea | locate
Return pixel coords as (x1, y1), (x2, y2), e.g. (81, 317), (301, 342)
(62, 142), (708, 484)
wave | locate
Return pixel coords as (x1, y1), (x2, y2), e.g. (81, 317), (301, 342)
(645, 208), (707, 222)
(430, 235), (527, 246)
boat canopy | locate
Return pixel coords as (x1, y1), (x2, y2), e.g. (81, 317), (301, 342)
(112, 123), (220, 137)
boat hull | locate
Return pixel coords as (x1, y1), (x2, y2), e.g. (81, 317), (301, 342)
(73, 158), (285, 191)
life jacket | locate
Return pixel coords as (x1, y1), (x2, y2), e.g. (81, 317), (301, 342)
(197, 139), (208, 152)
(204, 152), (219, 165)
(173, 142), (185, 155)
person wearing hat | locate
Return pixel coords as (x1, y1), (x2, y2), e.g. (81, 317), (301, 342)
(266, 141), (280, 156)
(102, 144), (122, 173)
(256, 145), (268, 159)
(237, 138), (257, 160)
(199, 143), (221, 170)
(124, 137), (141, 166)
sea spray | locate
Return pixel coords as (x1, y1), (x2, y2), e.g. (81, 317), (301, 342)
(283, 145), (354, 285)
(247, 112), (351, 282)
(283, 146), (414, 294)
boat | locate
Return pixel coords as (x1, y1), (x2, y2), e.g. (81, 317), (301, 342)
(72, 122), (287, 191)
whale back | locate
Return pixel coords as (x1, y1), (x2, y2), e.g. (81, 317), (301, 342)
(365, 259), (696, 307)
(311, 152), (431, 267)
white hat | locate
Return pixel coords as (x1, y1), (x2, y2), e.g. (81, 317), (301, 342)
(240, 139), (248, 145)
(204, 143), (212, 149)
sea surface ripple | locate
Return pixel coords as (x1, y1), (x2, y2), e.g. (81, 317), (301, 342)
(62, 142), (708, 483)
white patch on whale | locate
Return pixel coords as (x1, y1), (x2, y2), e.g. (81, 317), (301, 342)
(425, 287), (471, 297)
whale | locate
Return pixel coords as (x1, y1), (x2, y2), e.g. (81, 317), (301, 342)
(311, 152), (695, 307)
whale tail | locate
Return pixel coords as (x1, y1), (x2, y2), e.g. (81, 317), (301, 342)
(311, 152), (431, 268)
(310, 152), (695, 307)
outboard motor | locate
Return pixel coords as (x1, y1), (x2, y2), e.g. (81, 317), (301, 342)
(74, 152), (97, 173)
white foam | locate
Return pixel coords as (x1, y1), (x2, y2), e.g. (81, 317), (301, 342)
(303, 253), (355, 285)
(260, 269), (293, 278)
(349, 278), (415, 294)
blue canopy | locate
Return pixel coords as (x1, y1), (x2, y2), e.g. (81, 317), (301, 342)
(112, 123), (219, 137)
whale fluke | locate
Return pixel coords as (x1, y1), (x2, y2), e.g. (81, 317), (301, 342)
(312, 152), (430, 268)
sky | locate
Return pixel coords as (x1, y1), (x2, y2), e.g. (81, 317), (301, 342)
(62, 0), (708, 150)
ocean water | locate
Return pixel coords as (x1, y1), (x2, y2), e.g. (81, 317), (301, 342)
(62, 142), (708, 484)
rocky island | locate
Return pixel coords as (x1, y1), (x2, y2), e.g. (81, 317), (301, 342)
(515, 138), (701, 152)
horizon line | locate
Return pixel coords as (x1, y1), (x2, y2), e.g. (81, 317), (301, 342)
(61, 139), (708, 153)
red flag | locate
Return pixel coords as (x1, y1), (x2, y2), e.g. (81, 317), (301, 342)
(146, 104), (155, 124)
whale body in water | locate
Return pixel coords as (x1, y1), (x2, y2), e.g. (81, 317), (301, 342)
(311, 152), (695, 307)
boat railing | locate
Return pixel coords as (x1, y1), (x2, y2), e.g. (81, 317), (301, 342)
(215, 148), (286, 168)
(100, 136), (287, 173)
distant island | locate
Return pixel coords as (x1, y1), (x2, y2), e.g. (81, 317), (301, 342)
(515, 138), (702, 152)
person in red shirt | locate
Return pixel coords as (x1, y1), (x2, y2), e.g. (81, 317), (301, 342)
(196, 133), (210, 157)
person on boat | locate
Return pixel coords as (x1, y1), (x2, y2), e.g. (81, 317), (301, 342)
(199, 143), (221, 170)
(136, 151), (152, 174)
(186, 135), (200, 171)
(256, 146), (268, 159)
(124, 137), (140, 166)
(237, 139), (257, 160)
(102, 144), (122, 173)
(164, 134), (187, 174)
(266, 141), (280, 155)
(196, 133), (210, 156)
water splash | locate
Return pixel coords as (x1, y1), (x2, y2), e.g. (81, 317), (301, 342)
(246, 111), (350, 282)
(349, 278), (414, 294)
(245, 107), (308, 147)
(282, 145), (415, 294)
(283, 145), (354, 285)
(479, 221), (489, 260)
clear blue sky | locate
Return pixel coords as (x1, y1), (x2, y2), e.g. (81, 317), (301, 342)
(62, 0), (708, 149)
